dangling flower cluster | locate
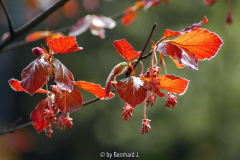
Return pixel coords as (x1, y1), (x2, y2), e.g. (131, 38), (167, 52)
(105, 16), (223, 134)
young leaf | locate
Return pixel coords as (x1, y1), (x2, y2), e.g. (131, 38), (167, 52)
(26, 31), (51, 42)
(114, 39), (141, 62)
(9, 78), (47, 94)
(75, 81), (115, 99)
(114, 76), (147, 108)
(105, 62), (128, 98)
(20, 56), (50, 95)
(122, 7), (138, 26)
(163, 16), (208, 39)
(170, 28), (223, 60)
(31, 97), (51, 132)
(47, 36), (83, 54)
(158, 75), (189, 95)
(44, 32), (65, 43)
(69, 16), (92, 37)
(54, 87), (83, 113)
(53, 59), (74, 92)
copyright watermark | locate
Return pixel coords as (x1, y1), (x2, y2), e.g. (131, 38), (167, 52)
(100, 152), (140, 158)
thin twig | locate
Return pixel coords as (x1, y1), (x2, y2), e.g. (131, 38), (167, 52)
(0, 0), (14, 35)
(0, 90), (115, 136)
(0, 0), (70, 53)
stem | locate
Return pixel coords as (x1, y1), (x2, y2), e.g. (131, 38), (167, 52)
(0, 0), (14, 35)
(228, 0), (232, 12)
(132, 23), (157, 70)
(0, 0), (70, 52)
(0, 89), (116, 136)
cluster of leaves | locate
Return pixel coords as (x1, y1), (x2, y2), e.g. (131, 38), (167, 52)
(5, 1), (224, 137)
(9, 36), (114, 138)
(105, 17), (222, 134)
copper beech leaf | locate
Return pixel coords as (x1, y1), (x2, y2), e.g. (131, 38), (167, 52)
(114, 76), (147, 108)
(20, 56), (50, 95)
(158, 75), (189, 95)
(105, 62), (128, 98)
(163, 16), (208, 39)
(9, 78), (47, 94)
(122, 7), (138, 26)
(25, 31), (51, 42)
(47, 36), (83, 54)
(31, 97), (50, 132)
(54, 86), (83, 113)
(114, 39), (141, 62)
(53, 59), (74, 92)
(157, 28), (223, 70)
(75, 81), (115, 99)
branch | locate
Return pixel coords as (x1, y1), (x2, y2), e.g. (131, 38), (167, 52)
(0, 0), (70, 53)
(0, 90), (115, 136)
(0, 0), (14, 34)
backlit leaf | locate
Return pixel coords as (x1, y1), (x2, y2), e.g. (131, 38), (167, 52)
(44, 32), (65, 43)
(53, 59), (74, 92)
(158, 75), (189, 95)
(54, 87), (83, 113)
(26, 31), (51, 42)
(122, 7), (138, 26)
(31, 97), (50, 132)
(170, 28), (223, 60)
(20, 56), (50, 95)
(114, 39), (141, 62)
(9, 78), (47, 94)
(47, 36), (83, 54)
(75, 81), (115, 99)
(105, 62), (128, 98)
(114, 76), (147, 107)
(164, 16), (208, 39)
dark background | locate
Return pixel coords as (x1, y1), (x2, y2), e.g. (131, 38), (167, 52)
(0, 0), (240, 160)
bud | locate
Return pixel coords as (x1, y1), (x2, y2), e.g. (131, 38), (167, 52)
(32, 47), (44, 56)
(226, 11), (233, 25)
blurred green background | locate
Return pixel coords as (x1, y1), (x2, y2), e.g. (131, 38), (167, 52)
(0, 0), (240, 160)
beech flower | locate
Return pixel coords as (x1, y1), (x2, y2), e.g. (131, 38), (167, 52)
(69, 15), (116, 39)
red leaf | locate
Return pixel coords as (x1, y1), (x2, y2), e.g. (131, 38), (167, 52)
(205, 0), (218, 6)
(105, 62), (128, 98)
(54, 87), (83, 113)
(158, 75), (189, 95)
(26, 31), (51, 42)
(44, 32), (65, 43)
(69, 16), (91, 37)
(53, 59), (74, 92)
(157, 41), (199, 70)
(47, 36), (83, 54)
(31, 97), (50, 132)
(20, 56), (50, 95)
(164, 16), (208, 39)
(75, 81), (115, 99)
(122, 7), (138, 26)
(114, 39), (141, 62)
(9, 78), (47, 94)
(170, 28), (223, 60)
(114, 76), (147, 108)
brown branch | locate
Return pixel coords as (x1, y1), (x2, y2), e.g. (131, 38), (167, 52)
(0, 90), (115, 136)
(0, 0), (14, 35)
(0, 0), (70, 53)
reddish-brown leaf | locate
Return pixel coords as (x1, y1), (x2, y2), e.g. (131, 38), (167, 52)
(54, 87), (83, 113)
(9, 78), (47, 94)
(114, 39), (141, 62)
(53, 59), (74, 92)
(170, 28), (223, 60)
(105, 62), (128, 98)
(20, 56), (50, 95)
(158, 75), (189, 95)
(47, 36), (83, 54)
(26, 31), (52, 42)
(164, 16), (208, 39)
(122, 7), (138, 26)
(44, 32), (65, 43)
(31, 97), (50, 132)
(75, 81), (115, 99)
(114, 76), (147, 108)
